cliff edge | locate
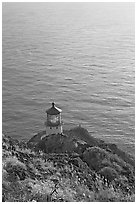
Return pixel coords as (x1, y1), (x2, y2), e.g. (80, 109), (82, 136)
(2, 126), (135, 202)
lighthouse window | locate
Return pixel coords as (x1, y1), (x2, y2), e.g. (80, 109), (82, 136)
(50, 115), (58, 123)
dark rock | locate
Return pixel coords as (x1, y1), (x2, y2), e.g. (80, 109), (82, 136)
(27, 130), (47, 147)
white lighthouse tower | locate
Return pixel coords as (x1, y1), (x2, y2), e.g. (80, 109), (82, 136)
(45, 102), (63, 136)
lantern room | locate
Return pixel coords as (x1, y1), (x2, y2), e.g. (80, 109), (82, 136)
(45, 102), (63, 135)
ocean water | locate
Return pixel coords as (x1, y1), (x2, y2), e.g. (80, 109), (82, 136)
(2, 3), (135, 155)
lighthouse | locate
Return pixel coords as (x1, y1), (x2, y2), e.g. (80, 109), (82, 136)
(45, 102), (63, 136)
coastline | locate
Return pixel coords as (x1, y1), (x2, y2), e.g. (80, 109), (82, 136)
(2, 126), (135, 202)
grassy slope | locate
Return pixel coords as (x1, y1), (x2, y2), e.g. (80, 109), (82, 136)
(2, 127), (135, 202)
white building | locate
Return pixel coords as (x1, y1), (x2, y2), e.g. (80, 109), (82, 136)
(44, 102), (63, 137)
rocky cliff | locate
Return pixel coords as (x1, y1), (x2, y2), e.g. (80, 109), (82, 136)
(2, 126), (135, 202)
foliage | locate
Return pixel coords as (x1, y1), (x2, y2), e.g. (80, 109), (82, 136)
(99, 166), (118, 181)
(2, 133), (135, 202)
(83, 146), (110, 170)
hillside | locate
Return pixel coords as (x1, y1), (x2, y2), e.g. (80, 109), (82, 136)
(2, 126), (135, 202)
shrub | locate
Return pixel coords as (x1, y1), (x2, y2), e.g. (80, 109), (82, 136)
(112, 162), (123, 173)
(3, 156), (27, 181)
(83, 147), (110, 171)
(99, 166), (118, 182)
(109, 153), (126, 168)
(96, 187), (120, 202)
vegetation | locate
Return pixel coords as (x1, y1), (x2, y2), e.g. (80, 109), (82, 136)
(2, 127), (135, 202)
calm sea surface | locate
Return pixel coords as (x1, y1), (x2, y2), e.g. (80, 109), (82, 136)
(2, 3), (135, 155)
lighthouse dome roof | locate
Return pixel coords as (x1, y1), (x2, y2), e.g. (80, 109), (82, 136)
(46, 102), (62, 115)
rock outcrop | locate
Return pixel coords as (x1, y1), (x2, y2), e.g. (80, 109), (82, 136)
(28, 126), (134, 166)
